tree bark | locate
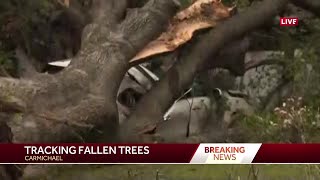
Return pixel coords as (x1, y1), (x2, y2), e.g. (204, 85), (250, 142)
(6, 0), (320, 178)
(0, 0), (179, 144)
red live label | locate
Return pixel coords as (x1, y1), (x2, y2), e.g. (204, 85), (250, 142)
(280, 17), (299, 26)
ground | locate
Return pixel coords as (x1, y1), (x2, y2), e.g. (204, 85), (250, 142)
(24, 164), (320, 180)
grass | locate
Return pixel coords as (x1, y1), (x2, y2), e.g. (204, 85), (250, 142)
(24, 164), (320, 180)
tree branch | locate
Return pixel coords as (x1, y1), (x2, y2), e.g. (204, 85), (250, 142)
(65, 0), (180, 96)
(11, 96), (115, 143)
(91, 0), (128, 25)
(0, 78), (42, 113)
(121, 0), (289, 142)
(120, 0), (181, 52)
(5, 0), (180, 143)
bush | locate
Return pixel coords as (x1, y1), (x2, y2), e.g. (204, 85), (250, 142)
(241, 96), (320, 143)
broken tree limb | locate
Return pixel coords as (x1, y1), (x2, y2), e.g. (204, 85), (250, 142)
(121, 0), (289, 142)
(129, 0), (234, 64)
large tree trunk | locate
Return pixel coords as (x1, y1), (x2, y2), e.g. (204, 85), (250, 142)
(0, 1), (179, 178)
(1, 0), (179, 143)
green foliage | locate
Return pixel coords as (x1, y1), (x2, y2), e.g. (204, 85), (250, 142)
(179, 0), (193, 8)
(241, 113), (281, 142)
(25, 164), (320, 180)
(0, 0), (57, 74)
(0, 0), (54, 23)
(290, 49), (320, 106)
(273, 16), (320, 108)
(0, 50), (15, 73)
(0, 0), (55, 53)
(241, 97), (320, 143)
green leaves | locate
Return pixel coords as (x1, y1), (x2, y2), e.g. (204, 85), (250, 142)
(179, 0), (193, 8)
(0, 50), (15, 74)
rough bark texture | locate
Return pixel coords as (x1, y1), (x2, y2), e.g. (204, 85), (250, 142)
(0, 1), (180, 179)
(1, 0), (180, 144)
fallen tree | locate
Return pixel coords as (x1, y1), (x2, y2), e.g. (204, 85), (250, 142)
(1, 0), (319, 179)
(1, 0), (180, 143)
(121, 0), (289, 142)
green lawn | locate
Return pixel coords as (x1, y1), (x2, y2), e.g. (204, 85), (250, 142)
(25, 164), (320, 180)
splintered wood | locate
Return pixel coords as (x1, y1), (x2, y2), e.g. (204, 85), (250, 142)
(130, 0), (235, 63)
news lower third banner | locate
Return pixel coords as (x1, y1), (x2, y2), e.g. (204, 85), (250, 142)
(0, 143), (319, 164)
